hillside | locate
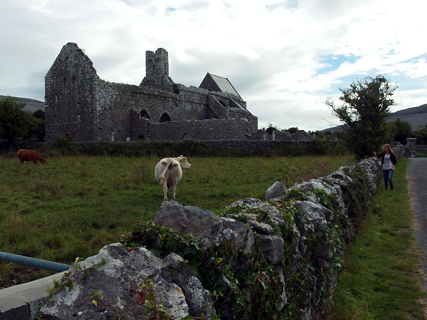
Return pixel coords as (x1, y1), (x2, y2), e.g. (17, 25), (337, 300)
(0, 95), (45, 113)
(387, 103), (427, 130)
(322, 103), (427, 132)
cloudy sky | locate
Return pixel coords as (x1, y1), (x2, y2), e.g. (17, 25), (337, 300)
(1, 0), (426, 131)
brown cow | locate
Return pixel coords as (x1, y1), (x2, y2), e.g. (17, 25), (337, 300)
(17, 149), (46, 164)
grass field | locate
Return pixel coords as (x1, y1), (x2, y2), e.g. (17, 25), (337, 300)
(326, 157), (427, 320)
(0, 154), (354, 287)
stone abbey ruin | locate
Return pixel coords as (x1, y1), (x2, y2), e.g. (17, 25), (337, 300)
(45, 43), (312, 144)
(45, 43), (261, 143)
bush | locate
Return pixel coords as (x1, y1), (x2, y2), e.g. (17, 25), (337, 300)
(17, 138), (350, 158)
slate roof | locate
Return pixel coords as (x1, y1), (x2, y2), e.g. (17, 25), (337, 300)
(199, 73), (242, 99)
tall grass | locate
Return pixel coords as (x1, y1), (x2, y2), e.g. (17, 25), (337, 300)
(325, 158), (426, 320)
(0, 154), (353, 287)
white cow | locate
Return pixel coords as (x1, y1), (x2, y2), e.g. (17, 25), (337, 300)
(154, 155), (192, 200)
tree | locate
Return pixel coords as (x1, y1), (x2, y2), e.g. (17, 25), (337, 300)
(414, 125), (427, 144)
(285, 127), (299, 133)
(0, 97), (31, 147)
(387, 118), (412, 144)
(33, 109), (45, 120)
(326, 75), (397, 159)
(28, 109), (45, 141)
(265, 123), (279, 134)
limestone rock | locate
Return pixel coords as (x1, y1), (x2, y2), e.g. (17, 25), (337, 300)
(161, 253), (213, 317)
(366, 173), (377, 194)
(314, 243), (333, 260)
(329, 170), (353, 183)
(292, 200), (334, 225)
(39, 244), (189, 320)
(264, 181), (286, 200)
(259, 235), (285, 265)
(154, 200), (254, 254)
(317, 258), (332, 269)
(247, 220), (275, 235)
(155, 200), (223, 248)
(228, 198), (284, 226)
(296, 180), (333, 196)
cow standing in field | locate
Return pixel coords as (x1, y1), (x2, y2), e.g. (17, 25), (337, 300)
(17, 149), (46, 164)
(154, 155), (191, 200)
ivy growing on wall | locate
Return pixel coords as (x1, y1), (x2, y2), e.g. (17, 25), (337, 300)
(119, 164), (375, 319)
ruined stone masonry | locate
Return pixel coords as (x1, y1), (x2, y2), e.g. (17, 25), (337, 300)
(45, 43), (258, 143)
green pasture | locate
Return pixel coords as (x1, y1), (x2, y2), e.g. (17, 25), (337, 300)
(0, 154), (353, 286)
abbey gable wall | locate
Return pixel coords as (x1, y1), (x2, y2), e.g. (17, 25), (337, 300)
(45, 43), (258, 143)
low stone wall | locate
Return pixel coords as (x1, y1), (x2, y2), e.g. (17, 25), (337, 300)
(35, 157), (380, 320)
(204, 139), (311, 152)
(416, 145), (427, 153)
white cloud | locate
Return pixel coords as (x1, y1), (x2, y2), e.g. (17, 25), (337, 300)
(0, 0), (426, 131)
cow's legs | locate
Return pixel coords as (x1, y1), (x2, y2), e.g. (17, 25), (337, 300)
(171, 184), (177, 199)
(163, 183), (168, 200)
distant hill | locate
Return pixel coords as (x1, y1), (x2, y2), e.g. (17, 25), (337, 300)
(386, 103), (427, 131)
(0, 95), (45, 113)
(322, 103), (427, 133)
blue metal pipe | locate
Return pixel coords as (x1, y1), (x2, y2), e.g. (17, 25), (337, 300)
(0, 251), (71, 272)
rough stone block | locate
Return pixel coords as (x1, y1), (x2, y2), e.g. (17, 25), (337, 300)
(259, 235), (284, 265)
(264, 181), (286, 200)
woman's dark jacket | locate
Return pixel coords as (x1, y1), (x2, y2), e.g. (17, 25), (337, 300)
(377, 152), (397, 166)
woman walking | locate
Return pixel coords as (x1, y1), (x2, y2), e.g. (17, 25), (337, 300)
(374, 144), (397, 190)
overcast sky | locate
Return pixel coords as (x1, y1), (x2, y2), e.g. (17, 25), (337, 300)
(1, 0), (426, 131)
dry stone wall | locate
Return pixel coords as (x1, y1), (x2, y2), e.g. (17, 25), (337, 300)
(39, 157), (381, 320)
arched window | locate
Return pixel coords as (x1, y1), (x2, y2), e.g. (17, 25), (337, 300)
(182, 132), (192, 140)
(139, 110), (150, 119)
(160, 113), (171, 122)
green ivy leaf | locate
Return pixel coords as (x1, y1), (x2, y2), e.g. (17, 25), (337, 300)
(146, 292), (154, 300)
(65, 279), (73, 291)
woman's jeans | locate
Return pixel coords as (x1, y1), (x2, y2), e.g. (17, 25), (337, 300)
(383, 169), (394, 190)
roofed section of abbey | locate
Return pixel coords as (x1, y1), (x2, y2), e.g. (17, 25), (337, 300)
(45, 42), (258, 142)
